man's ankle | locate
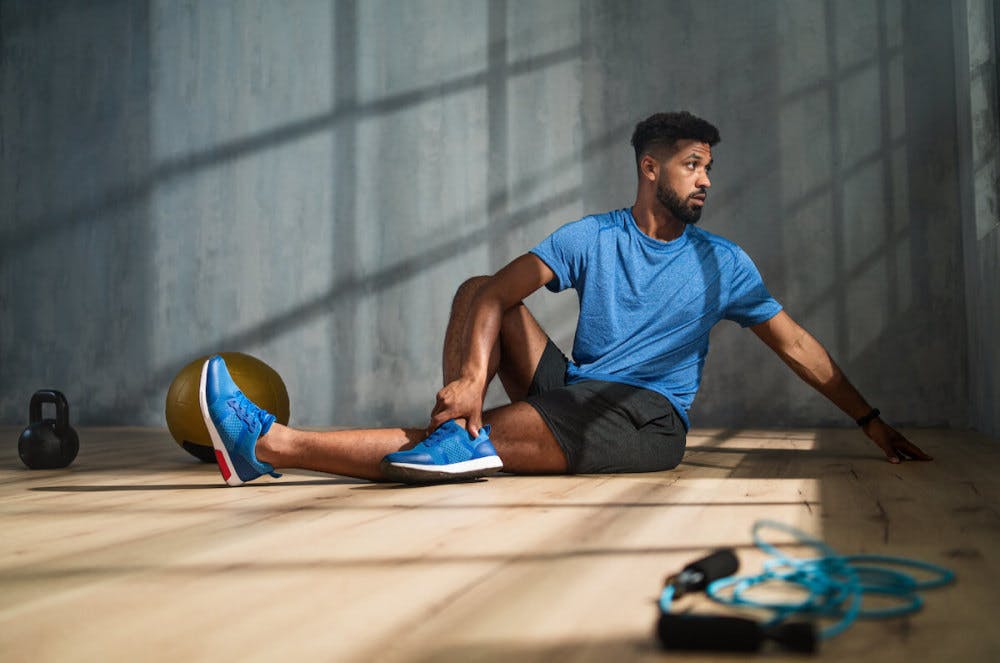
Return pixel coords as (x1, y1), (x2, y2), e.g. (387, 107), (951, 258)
(256, 423), (286, 466)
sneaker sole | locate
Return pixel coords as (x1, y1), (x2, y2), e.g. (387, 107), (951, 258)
(198, 358), (244, 487)
(380, 455), (504, 484)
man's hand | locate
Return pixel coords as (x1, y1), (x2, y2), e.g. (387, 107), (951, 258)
(864, 419), (933, 463)
(429, 377), (485, 437)
(751, 313), (934, 465)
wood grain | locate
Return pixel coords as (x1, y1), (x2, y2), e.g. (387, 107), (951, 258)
(1, 426), (997, 662)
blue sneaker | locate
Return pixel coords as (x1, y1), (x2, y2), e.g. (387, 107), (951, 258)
(381, 419), (503, 484)
(199, 355), (281, 486)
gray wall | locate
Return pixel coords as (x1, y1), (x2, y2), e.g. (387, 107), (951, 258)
(0, 0), (984, 433)
(954, 0), (1000, 438)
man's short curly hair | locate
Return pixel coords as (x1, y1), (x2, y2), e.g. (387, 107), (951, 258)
(630, 111), (721, 165)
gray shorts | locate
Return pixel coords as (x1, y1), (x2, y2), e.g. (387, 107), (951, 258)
(523, 341), (686, 474)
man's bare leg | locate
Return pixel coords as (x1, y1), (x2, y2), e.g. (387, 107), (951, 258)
(256, 426), (422, 481)
(481, 402), (567, 473)
(441, 275), (552, 400)
(252, 275), (567, 480)
(442, 276), (567, 473)
(256, 400), (565, 480)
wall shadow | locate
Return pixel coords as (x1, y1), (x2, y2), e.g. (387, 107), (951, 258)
(0, 1), (154, 424)
(1, 0), (973, 437)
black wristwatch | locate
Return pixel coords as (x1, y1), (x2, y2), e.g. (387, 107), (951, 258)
(856, 408), (881, 427)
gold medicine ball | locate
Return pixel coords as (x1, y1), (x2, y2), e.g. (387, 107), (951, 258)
(165, 352), (290, 462)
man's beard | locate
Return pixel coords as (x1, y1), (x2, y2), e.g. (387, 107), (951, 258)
(656, 179), (703, 225)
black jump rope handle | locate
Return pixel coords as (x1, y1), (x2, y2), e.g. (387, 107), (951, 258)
(664, 549), (740, 597)
(656, 549), (817, 654)
(657, 613), (817, 653)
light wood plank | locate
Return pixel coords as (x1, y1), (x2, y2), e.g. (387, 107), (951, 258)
(1, 426), (997, 662)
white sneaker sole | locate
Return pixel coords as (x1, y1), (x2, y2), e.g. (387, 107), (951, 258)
(380, 455), (504, 484)
(198, 359), (244, 487)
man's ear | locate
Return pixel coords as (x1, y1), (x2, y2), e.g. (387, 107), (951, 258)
(639, 154), (660, 182)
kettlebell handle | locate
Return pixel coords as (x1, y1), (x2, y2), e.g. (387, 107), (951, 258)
(29, 390), (70, 432)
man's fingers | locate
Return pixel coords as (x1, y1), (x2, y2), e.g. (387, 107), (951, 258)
(427, 409), (445, 432)
(897, 442), (933, 461)
(426, 379), (484, 437)
(880, 436), (933, 463)
(431, 394), (448, 418)
(428, 410), (451, 432)
(885, 428), (934, 461)
(906, 441), (933, 460)
(872, 435), (901, 463)
(871, 423), (934, 463)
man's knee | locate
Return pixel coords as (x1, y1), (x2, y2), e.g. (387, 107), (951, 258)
(452, 275), (491, 310)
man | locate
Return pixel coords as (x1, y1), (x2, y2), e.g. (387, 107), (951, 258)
(200, 111), (931, 487)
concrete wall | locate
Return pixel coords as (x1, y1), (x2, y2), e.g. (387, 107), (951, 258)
(954, 0), (1000, 438)
(0, 0), (973, 431)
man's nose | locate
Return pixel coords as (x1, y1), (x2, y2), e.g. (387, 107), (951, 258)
(698, 172), (711, 189)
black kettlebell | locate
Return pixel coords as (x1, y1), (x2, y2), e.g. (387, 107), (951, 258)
(18, 390), (79, 469)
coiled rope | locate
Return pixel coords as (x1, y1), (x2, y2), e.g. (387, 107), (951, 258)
(704, 520), (955, 639)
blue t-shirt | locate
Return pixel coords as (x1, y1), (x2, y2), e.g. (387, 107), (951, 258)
(530, 208), (782, 430)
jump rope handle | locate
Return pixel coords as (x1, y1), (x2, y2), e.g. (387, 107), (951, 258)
(656, 548), (817, 654)
(657, 614), (817, 653)
(663, 549), (739, 598)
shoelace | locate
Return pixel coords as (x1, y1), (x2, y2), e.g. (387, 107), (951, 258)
(421, 425), (453, 447)
(227, 394), (269, 430)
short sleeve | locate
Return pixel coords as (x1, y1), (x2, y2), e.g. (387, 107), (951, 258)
(529, 217), (595, 292)
(724, 248), (783, 327)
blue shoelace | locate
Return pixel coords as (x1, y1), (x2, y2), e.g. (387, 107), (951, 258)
(227, 394), (270, 431)
(421, 425), (455, 447)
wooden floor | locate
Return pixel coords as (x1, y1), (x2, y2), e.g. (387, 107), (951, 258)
(2, 426), (998, 662)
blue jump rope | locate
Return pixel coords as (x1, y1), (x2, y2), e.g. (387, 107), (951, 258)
(656, 520), (955, 653)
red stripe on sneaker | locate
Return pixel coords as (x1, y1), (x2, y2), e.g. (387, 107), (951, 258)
(215, 450), (232, 481)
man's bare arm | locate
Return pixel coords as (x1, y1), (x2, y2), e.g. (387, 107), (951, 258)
(750, 311), (932, 463)
(429, 253), (555, 434)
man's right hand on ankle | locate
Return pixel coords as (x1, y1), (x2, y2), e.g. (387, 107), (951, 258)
(429, 377), (485, 436)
